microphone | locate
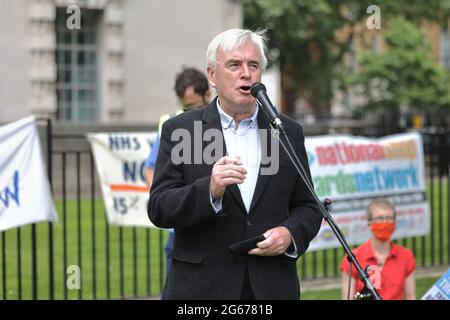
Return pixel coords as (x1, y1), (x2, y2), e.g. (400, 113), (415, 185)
(250, 82), (283, 129)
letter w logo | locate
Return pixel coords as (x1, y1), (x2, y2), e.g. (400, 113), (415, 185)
(0, 171), (20, 208)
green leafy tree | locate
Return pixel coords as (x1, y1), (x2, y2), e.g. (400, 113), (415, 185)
(243, 0), (450, 117)
(348, 17), (450, 113)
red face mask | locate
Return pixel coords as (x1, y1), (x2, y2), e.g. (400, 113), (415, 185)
(370, 222), (395, 241)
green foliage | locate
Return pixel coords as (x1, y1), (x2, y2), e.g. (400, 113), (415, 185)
(244, 0), (363, 115)
(348, 17), (450, 111)
(243, 0), (450, 115)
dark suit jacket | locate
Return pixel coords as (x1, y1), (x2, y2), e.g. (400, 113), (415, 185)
(148, 98), (322, 299)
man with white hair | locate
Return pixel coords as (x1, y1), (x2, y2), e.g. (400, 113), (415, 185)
(148, 29), (321, 300)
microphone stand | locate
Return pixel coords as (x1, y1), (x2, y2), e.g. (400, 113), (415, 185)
(256, 100), (382, 300)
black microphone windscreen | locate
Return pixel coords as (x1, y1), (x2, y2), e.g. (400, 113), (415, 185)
(250, 82), (266, 98)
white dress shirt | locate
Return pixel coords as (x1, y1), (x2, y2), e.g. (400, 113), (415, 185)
(209, 100), (298, 258)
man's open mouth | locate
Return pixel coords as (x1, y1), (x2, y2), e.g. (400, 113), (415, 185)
(239, 86), (251, 93)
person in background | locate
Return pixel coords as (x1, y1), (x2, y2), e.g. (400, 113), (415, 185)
(341, 198), (416, 300)
(145, 67), (210, 275)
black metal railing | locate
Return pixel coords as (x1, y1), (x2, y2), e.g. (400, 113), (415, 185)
(0, 119), (165, 300)
(0, 118), (448, 299)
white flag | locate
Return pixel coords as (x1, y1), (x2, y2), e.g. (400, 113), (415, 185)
(0, 116), (58, 231)
(87, 132), (157, 227)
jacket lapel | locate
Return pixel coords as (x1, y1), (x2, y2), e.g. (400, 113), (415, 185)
(249, 107), (275, 213)
(202, 99), (246, 212)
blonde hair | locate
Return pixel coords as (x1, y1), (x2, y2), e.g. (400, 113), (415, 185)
(367, 198), (397, 220)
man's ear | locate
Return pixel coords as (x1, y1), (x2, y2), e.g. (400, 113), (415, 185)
(207, 66), (216, 87)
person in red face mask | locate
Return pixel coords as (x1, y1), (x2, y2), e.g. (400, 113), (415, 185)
(340, 198), (416, 300)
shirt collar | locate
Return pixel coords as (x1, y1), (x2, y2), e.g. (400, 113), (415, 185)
(216, 99), (259, 130)
(367, 239), (399, 261)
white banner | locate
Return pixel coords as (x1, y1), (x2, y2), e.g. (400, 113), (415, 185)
(421, 268), (450, 300)
(87, 131), (431, 244)
(87, 132), (157, 227)
(305, 132), (430, 251)
(0, 117), (58, 231)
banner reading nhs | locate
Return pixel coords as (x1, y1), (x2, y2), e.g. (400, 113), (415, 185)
(87, 132), (157, 227)
(306, 132), (430, 251)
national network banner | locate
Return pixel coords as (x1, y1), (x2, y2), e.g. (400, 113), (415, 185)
(87, 132), (157, 227)
(305, 132), (430, 251)
(0, 117), (58, 231)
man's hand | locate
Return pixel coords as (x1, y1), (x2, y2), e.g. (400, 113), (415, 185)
(210, 156), (247, 200)
(248, 226), (292, 256)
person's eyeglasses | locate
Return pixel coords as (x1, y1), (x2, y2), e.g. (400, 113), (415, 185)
(369, 216), (395, 223)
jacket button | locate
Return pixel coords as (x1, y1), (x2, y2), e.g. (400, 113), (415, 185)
(246, 220), (251, 226)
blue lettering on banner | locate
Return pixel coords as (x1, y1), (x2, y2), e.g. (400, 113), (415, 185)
(354, 165), (419, 193)
(0, 171), (20, 208)
(313, 165), (421, 197)
(108, 135), (141, 151)
(123, 161), (146, 182)
(437, 278), (450, 296)
(113, 196), (139, 215)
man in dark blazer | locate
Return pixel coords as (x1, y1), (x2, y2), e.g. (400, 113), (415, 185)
(148, 29), (322, 300)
